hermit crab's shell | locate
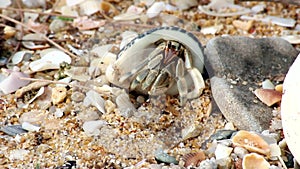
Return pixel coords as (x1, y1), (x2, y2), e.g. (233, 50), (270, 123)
(106, 26), (204, 95)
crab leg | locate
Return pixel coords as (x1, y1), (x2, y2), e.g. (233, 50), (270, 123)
(184, 50), (205, 99)
(149, 61), (176, 95)
(176, 59), (188, 106)
(119, 43), (165, 83)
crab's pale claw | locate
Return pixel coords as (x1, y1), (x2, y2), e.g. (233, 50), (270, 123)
(186, 68), (205, 99)
(176, 59), (188, 106)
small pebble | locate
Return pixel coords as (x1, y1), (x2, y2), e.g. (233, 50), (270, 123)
(49, 19), (66, 33)
(233, 146), (249, 159)
(262, 79), (275, 89)
(215, 144), (233, 160)
(82, 120), (107, 136)
(51, 86), (67, 105)
(71, 91), (85, 102)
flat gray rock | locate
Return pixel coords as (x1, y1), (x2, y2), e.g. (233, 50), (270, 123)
(204, 36), (298, 132)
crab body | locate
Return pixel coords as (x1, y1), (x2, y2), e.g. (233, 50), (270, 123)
(106, 27), (205, 105)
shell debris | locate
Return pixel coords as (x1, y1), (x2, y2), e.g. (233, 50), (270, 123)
(232, 130), (271, 155)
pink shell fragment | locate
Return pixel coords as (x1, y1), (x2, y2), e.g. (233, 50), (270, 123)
(0, 70), (30, 94)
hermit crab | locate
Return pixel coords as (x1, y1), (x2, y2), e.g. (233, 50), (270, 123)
(106, 27), (205, 105)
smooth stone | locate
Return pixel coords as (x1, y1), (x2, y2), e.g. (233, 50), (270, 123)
(205, 36), (298, 131)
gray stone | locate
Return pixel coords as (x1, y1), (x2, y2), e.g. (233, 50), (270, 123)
(204, 36), (298, 132)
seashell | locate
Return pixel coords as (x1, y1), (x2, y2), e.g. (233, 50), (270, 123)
(281, 53), (300, 164)
(83, 90), (106, 114)
(232, 130), (270, 155)
(261, 79), (275, 90)
(215, 144), (233, 160)
(11, 51), (33, 65)
(251, 4), (266, 13)
(182, 151), (206, 167)
(0, 0), (11, 8)
(242, 153), (270, 169)
(200, 25), (223, 35)
(29, 49), (71, 72)
(79, 0), (101, 16)
(0, 70), (30, 94)
(21, 122), (40, 132)
(22, 33), (50, 50)
(146, 2), (166, 18)
(170, 0), (197, 10)
(281, 35), (300, 44)
(240, 15), (296, 27)
(198, 0), (252, 17)
(181, 123), (202, 140)
(66, 0), (84, 6)
(254, 88), (282, 106)
(116, 93), (136, 118)
(0, 125), (28, 136)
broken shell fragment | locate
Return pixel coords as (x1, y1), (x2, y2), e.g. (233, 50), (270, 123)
(29, 49), (71, 72)
(254, 88), (282, 106)
(242, 153), (270, 169)
(182, 151), (206, 167)
(232, 130), (270, 155)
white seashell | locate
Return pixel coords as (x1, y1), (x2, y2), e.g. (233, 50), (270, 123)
(198, 0), (252, 17)
(269, 143), (281, 160)
(127, 5), (144, 15)
(281, 53), (300, 164)
(113, 13), (142, 21)
(251, 4), (266, 14)
(22, 0), (45, 8)
(66, 0), (84, 6)
(240, 15), (296, 27)
(79, 0), (101, 16)
(200, 25), (223, 35)
(12, 51), (33, 65)
(265, 16), (296, 27)
(22, 33), (49, 49)
(262, 79), (275, 89)
(22, 122), (40, 132)
(169, 0), (196, 10)
(147, 2), (166, 18)
(214, 144), (233, 160)
(281, 35), (300, 44)
(29, 49), (71, 72)
(60, 6), (79, 17)
(0, 0), (11, 8)
(116, 93), (136, 118)
(84, 90), (106, 114)
(82, 120), (107, 136)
